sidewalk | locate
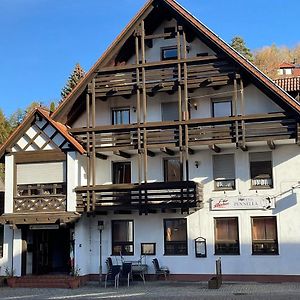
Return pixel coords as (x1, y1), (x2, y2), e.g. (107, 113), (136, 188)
(1, 281), (300, 299)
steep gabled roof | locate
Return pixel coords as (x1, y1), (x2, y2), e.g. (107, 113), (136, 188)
(0, 107), (85, 162)
(52, 0), (300, 122)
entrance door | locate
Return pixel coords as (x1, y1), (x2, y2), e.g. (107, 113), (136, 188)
(32, 228), (70, 275)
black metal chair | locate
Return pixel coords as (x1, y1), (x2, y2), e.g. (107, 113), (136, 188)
(152, 258), (170, 280)
(116, 262), (132, 288)
(105, 258), (121, 288)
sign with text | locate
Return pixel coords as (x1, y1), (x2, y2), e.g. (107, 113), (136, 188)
(211, 195), (275, 211)
(29, 224), (59, 230)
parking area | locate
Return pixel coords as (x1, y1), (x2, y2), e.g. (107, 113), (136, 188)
(1, 281), (300, 300)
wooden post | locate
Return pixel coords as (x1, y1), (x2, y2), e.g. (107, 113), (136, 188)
(177, 28), (184, 181)
(91, 78), (96, 211)
(240, 77), (246, 149)
(86, 92), (91, 212)
(141, 20), (148, 184)
(135, 29), (142, 185)
(233, 77), (239, 147)
(182, 30), (189, 181)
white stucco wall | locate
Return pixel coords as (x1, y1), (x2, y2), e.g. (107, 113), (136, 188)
(73, 143), (300, 276)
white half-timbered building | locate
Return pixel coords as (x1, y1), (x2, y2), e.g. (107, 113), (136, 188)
(1, 0), (300, 284)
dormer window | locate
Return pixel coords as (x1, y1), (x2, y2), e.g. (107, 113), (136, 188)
(161, 47), (178, 61)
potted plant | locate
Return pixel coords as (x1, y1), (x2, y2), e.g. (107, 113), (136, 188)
(68, 265), (81, 289)
(5, 267), (17, 288)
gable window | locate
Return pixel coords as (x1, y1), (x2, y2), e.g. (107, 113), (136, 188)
(112, 108), (130, 125)
(161, 47), (178, 61)
(112, 220), (134, 255)
(0, 225), (3, 258)
(112, 162), (131, 184)
(249, 152), (273, 189)
(214, 217), (239, 255)
(164, 218), (187, 255)
(213, 154), (235, 190)
(164, 158), (181, 182)
(212, 99), (232, 117)
(161, 102), (179, 122)
(16, 161), (66, 196)
(252, 217), (278, 255)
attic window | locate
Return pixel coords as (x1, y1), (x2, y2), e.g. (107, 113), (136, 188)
(161, 47), (178, 61)
(164, 27), (176, 39)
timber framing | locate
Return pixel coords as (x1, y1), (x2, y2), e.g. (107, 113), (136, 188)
(52, 0), (300, 124)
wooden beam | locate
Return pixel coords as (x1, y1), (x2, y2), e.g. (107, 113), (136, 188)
(267, 140), (276, 150)
(95, 153), (108, 160)
(147, 150), (156, 157)
(113, 150), (131, 159)
(160, 147), (175, 156)
(209, 144), (221, 153)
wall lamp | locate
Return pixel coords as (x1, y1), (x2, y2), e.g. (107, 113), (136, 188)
(195, 161), (200, 168)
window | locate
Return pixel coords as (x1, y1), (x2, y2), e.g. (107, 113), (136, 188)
(112, 108), (130, 125)
(161, 47), (178, 61)
(164, 158), (181, 182)
(213, 154), (235, 190)
(112, 162), (131, 184)
(16, 161), (66, 196)
(164, 219), (187, 255)
(0, 225), (3, 258)
(212, 99), (232, 117)
(249, 152), (273, 189)
(214, 217), (239, 255)
(252, 217), (278, 255)
(161, 102), (179, 122)
(164, 27), (176, 39)
(112, 220), (134, 255)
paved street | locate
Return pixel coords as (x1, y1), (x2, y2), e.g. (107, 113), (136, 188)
(1, 281), (300, 300)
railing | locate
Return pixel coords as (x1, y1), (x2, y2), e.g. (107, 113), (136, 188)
(14, 195), (67, 213)
(76, 181), (203, 214)
(14, 183), (67, 213)
(71, 113), (297, 151)
(93, 56), (234, 97)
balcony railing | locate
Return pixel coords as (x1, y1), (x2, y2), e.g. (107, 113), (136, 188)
(76, 181), (203, 214)
(14, 183), (67, 213)
(71, 113), (297, 151)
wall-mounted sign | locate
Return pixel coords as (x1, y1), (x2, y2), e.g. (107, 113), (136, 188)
(29, 224), (59, 230)
(211, 195), (275, 211)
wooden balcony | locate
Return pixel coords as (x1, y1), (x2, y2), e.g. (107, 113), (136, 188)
(14, 183), (67, 213)
(71, 113), (298, 152)
(94, 55), (235, 98)
(76, 181), (203, 214)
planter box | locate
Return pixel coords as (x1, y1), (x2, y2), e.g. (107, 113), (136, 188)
(208, 276), (222, 289)
(68, 278), (80, 289)
(7, 277), (17, 288)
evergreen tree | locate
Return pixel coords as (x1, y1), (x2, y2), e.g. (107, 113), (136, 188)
(230, 36), (254, 63)
(60, 63), (85, 102)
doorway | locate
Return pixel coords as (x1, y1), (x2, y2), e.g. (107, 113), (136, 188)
(32, 228), (70, 275)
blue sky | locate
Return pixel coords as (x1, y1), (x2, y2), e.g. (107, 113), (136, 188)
(0, 0), (299, 116)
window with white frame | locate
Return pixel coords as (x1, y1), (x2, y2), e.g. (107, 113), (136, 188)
(212, 99), (232, 118)
(213, 154), (235, 190)
(249, 152), (273, 189)
(252, 217), (278, 255)
(112, 108), (130, 125)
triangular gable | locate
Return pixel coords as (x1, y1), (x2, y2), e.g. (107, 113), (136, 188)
(52, 0), (300, 123)
(0, 108), (84, 162)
